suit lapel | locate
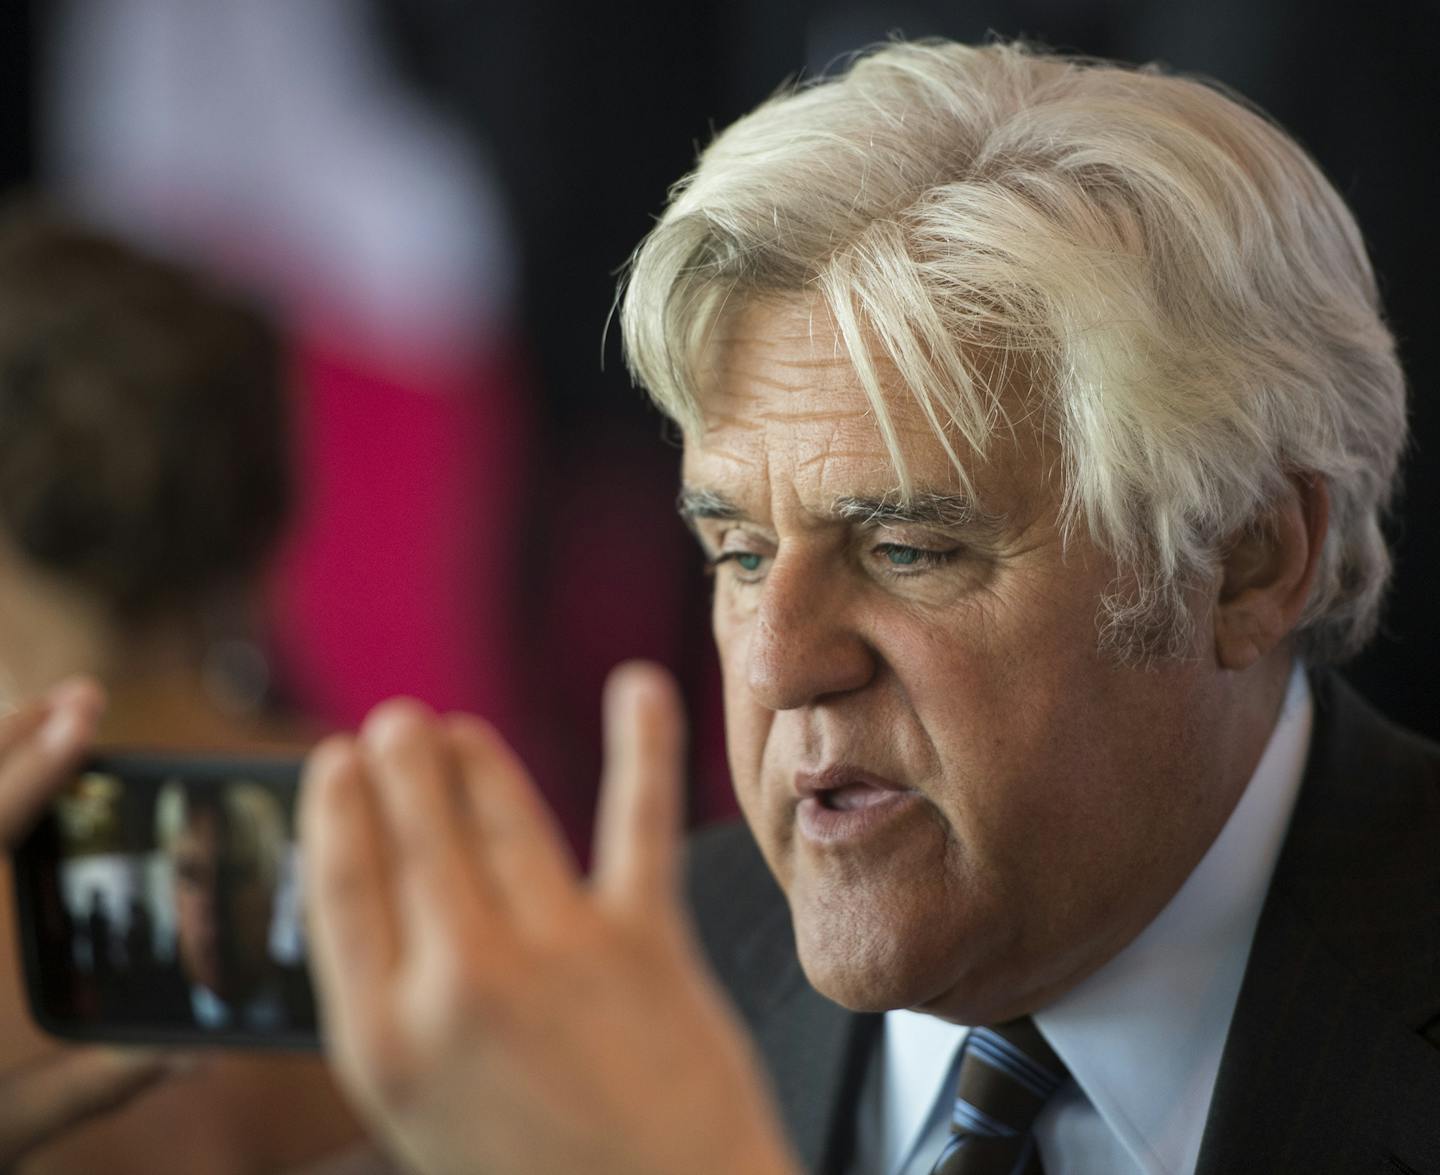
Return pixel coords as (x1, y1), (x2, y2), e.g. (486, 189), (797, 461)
(686, 824), (879, 1173)
(1198, 892), (1440, 1173)
(733, 897), (879, 1173)
(1198, 674), (1440, 1173)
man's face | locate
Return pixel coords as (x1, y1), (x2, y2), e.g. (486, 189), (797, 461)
(172, 808), (274, 1002)
(682, 299), (1258, 1023)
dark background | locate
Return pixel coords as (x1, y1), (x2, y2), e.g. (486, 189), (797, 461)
(382, 0), (1440, 742)
(2, 0), (1435, 810)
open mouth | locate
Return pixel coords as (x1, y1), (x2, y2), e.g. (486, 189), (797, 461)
(816, 781), (905, 811)
(795, 768), (921, 843)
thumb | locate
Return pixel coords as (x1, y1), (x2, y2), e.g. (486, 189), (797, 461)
(0, 1048), (189, 1164)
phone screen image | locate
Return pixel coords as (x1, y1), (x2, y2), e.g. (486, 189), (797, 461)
(12, 755), (318, 1048)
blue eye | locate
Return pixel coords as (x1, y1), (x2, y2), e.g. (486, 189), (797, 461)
(706, 550), (766, 578)
(873, 543), (958, 574)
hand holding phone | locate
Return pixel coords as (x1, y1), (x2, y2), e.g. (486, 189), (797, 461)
(0, 679), (106, 845)
(0, 1048), (180, 1168)
(0, 677), (190, 1167)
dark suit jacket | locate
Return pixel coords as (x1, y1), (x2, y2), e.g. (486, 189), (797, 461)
(114, 958), (317, 1037)
(685, 673), (1440, 1173)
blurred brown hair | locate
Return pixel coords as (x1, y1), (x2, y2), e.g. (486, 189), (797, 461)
(0, 203), (290, 621)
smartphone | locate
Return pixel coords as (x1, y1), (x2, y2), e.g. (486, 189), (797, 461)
(10, 752), (319, 1048)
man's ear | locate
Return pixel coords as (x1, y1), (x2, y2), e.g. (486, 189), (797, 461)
(1213, 474), (1330, 670)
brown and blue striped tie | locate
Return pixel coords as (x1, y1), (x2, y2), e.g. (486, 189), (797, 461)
(929, 1018), (1069, 1175)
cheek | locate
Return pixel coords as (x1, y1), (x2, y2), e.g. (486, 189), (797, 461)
(713, 597), (759, 764)
(713, 602), (783, 842)
(904, 612), (1209, 885)
(881, 602), (1126, 850)
(718, 658), (768, 817)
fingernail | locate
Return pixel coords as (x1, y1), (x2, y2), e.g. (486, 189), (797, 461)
(361, 696), (433, 751)
(603, 667), (634, 726)
(46, 676), (104, 713)
(39, 706), (84, 752)
(161, 1051), (205, 1076)
(117, 1047), (204, 1074)
(609, 661), (668, 713)
(97, 1047), (167, 1074)
(39, 678), (102, 752)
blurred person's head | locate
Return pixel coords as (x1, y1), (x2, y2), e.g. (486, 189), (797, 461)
(620, 40), (1405, 1022)
(0, 204), (289, 714)
(156, 780), (285, 1004)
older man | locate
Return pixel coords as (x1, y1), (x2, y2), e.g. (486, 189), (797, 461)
(272, 37), (1434, 1175)
(152, 779), (304, 1032)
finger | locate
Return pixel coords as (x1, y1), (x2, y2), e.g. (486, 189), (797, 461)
(300, 736), (401, 1059)
(446, 715), (579, 931)
(0, 678), (105, 847)
(0, 1048), (178, 1165)
(280, 1140), (399, 1175)
(591, 661), (688, 915)
(358, 700), (491, 947)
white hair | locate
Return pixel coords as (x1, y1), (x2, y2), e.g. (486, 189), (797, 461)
(620, 39), (1405, 662)
(155, 778), (286, 889)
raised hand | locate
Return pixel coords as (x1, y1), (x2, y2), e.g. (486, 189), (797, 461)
(0, 679), (104, 845)
(0, 678), (195, 1167)
(301, 661), (800, 1175)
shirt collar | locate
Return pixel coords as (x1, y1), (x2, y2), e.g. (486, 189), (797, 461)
(868, 1007), (971, 1171)
(1032, 660), (1313, 1173)
(190, 979), (289, 1032)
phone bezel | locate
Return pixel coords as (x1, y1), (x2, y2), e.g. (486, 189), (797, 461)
(11, 751), (318, 1049)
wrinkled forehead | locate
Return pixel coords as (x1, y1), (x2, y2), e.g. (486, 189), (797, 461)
(690, 300), (942, 475)
(684, 297), (1045, 513)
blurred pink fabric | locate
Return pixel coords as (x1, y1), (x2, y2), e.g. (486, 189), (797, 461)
(270, 330), (531, 737)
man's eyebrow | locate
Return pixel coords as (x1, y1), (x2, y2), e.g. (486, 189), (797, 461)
(676, 487), (746, 522)
(677, 486), (1003, 535)
(834, 491), (1002, 533)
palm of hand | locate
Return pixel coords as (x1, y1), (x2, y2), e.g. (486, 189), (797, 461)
(301, 665), (799, 1175)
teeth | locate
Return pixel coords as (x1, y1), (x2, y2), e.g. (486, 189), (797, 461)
(828, 784), (883, 811)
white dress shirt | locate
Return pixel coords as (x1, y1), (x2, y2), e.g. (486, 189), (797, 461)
(850, 663), (1314, 1175)
(191, 979), (288, 1032)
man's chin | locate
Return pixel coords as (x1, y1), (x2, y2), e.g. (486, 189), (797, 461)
(783, 856), (972, 1013)
(795, 922), (1070, 1025)
(802, 967), (913, 1013)
(797, 948), (1035, 1024)
(792, 919), (951, 1014)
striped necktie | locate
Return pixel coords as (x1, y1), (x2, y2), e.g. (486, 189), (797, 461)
(929, 1018), (1070, 1175)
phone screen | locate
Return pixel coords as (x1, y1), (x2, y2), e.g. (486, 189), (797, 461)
(11, 754), (318, 1048)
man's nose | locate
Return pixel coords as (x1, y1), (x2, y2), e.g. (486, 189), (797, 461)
(745, 551), (874, 710)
